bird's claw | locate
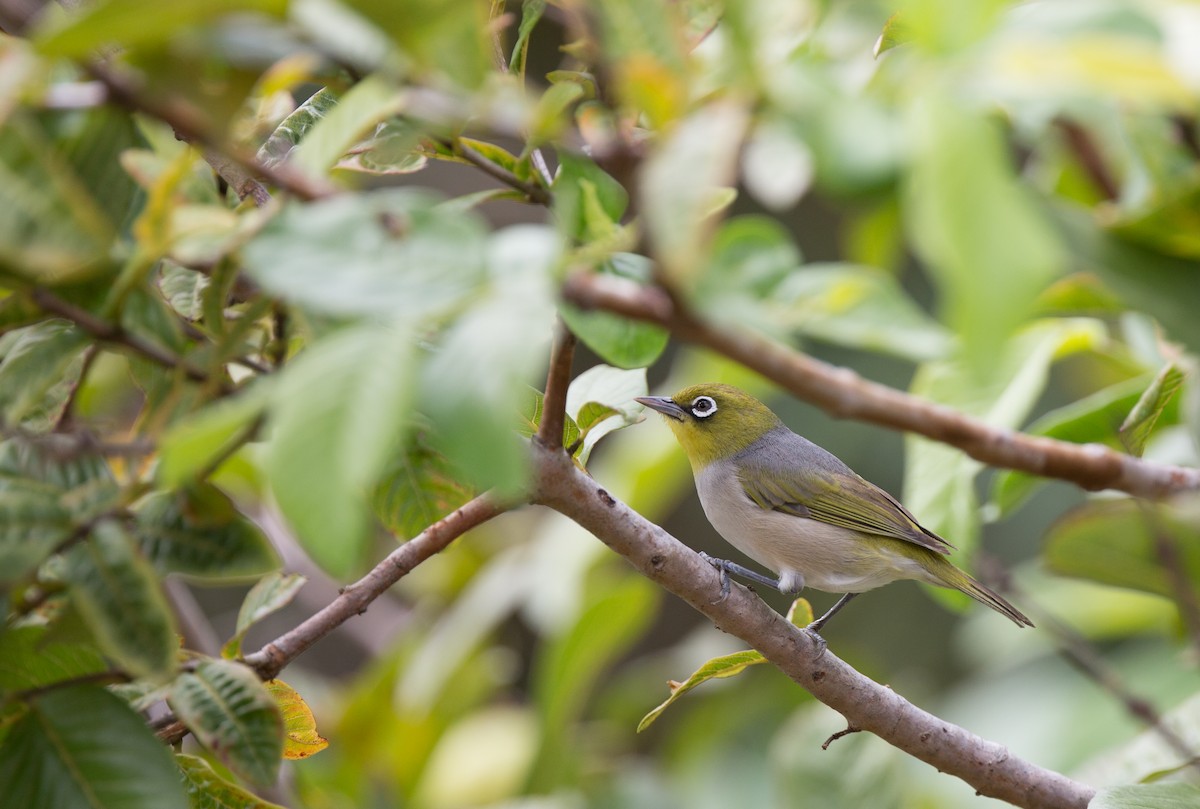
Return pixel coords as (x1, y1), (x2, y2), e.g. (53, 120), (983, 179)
(803, 625), (829, 660)
(699, 552), (732, 603)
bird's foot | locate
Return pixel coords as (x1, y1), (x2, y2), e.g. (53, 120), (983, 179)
(698, 552), (732, 603)
(802, 624), (829, 660)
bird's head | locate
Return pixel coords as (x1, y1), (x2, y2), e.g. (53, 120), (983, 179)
(636, 383), (782, 469)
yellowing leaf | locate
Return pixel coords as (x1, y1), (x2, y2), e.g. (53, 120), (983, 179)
(267, 680), (329, 760)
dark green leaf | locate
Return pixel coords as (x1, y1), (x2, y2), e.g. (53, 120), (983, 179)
(373, 434), (473, 541)
(1120, 362), (1186, 457)
(265, 323), (414, 577)
(0, 685), (188, 809)
(0, 321), (89, 432)
(177, 754), (287, 809)
(134, 484), (278, 581)
(221, 572), (306, 660)
(168, 659), (284, 788)
(243, 189), (487, 320)
(1091, 783), (1200, 809)
(992, 376), (1155, 514)
(510, 0), (547, 78)
(0, 486), (73, 584)
(1044, 497), (1200, 599)
(64, 521), (178, 681)
(559, 254), (668, 370)
(0, 626), (107, 694)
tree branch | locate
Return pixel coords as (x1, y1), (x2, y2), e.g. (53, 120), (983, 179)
(530, 442), (1096, 809)
(243, 493), (507, 680)
(561, 272), (1200, 500)
(536, 319), (576, 448)
(441, 137), (552, 204)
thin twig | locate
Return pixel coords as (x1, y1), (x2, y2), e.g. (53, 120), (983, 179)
(441, 137), (552, 204)
(243, 493), (507, 680)
(536, 319), (576, 449)
(561, 272), (1200, 500)
(822, 723), (862, 750)
(1054, 118), (1119, 203)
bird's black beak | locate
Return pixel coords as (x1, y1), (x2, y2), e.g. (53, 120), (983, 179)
(636, 396), (687, 422)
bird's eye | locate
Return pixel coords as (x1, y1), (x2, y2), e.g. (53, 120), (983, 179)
(690, 396), (717, 419)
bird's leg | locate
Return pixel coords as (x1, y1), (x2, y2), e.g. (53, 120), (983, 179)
(698, 552), (783, 602)
(803, 593), (859, 659)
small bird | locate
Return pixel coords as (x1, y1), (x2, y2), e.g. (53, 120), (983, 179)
(636, 383), (1032, 638)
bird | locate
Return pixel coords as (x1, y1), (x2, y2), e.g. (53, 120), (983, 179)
(635, 383), (1032, 641)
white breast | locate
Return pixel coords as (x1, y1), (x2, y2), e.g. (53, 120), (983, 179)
(694, 461), (931, 594)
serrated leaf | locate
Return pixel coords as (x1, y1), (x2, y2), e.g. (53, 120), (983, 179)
(564, 365), (647, 463)
(637, 649), (767, 732)
(243, 188), (486, 320)
(65, 521), (178, 681)
(221, 572), (306, 660)
(266, 680), (329, 759)
(0, 685), (188, 809)
(0, 626), (107, 694)
(265, 323), (414, 577)
(169, 659), (284, 788)
(0, 320), (89, 431)
(177, 754), (287, 809)
(1120, 362), (1186, 457)
(1043, 497), (1200, 600)
(372, 435), (474, 541)
(134, 484), (278, 581)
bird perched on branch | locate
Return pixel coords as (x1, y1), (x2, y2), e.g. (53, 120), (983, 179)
(636, 383), (1032, 642)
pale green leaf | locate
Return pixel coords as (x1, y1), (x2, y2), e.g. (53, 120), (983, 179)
(559, 254), (668, 370)
(290, 75), (403, 176)
(637, 649), (767, 732)
(177, 754), (287, 809)
(0, 685), (188, 809)
(169, 659), (284, 788)
(157, 383), (270, 488)
(1120, 362), (1187, 457)
(257, 87), (341, 169)
(0, 321), (89, 431)
(1091, 783), (1200, 809)
(222, 572), (307, 660)
(372, 434), (473, 541)
(1077, 691), (1200, 787)
(265, 323), (414, 577)
(134, 484), (278, 581)
(64, 521), (179, 681)
(564, 365), (647, 463)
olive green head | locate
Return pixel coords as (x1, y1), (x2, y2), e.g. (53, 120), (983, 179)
(636, 383), (782, 469)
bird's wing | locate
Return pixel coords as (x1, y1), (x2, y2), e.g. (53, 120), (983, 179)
(736, 444), (954, 555)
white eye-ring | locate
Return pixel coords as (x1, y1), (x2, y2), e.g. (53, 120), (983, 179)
(690, 396), (717, 419)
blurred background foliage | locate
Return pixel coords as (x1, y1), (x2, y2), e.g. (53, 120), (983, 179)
(2, 0), (1200, 807)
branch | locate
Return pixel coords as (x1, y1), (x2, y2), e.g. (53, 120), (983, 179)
(243, 493), (507, 680)
(441, 137), (552, 204)
(530, 443), (1096, 809)
(561, 272), (1200, 500)
(536, 319), (576, 448)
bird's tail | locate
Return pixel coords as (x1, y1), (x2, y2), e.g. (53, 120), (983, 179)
(923, 558), (1034, 627)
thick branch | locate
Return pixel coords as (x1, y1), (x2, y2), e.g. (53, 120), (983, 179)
(243, 493), (506, 680)
(531, 444), (1095, 809)
(562, 272), (1200, 500)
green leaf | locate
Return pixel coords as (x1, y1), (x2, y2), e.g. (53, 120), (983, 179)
(510, 0), (546, 78)
(553, 153), (628, 243)
(642, 101), (750, 285)
(168, 659), (284, 788)
(1043, 497), (1200, 599)
(771, 263), (953, 362)
(992, 376), (1154, 514)
(906, 96), (1065, 368)
(290, 75), (404, 176)
(517, 389), (583, 455)
(35, 0), (287, 57)
(564, 365), (647, 463)
(134, 484), (278, 581)
(529, 82), (585, 148)
(422, 226), (557, 495)
(1092, 783), (1200, 809)
(1120, 362), (1186, 457)
(0, 321), (89, 431)
(637, 649), (767, 733)
(694, 215), (801, 324)
(157, 383), (270, 488)
(257, 87), (341, 169)
(0, 685), (188, 809)
(0, 626), (107, 694)
(222, 572), (307, 660)
(266, 680), (329, 759)
(64, 521), (178, 681)
(242, 188), (487, 320)
(559, 254), (669, 370)
(372, 434), (474, 541)
(265, 323), (414, 577)
(335, 118), (426, 176)
(0, 486), (73, 585)
(1078, 691), (1200, 787)
(873, 12), (910, 58)
(177, 754), (287, 809)
(905, 319), (1106, 564)
(343, 0), (491, 89)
